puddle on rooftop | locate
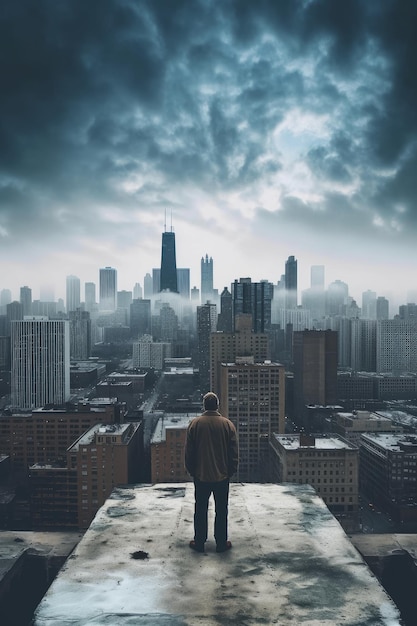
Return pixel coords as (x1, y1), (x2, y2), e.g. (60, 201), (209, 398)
(109, 490), (136, 501)
(106, 506), (134, 518)
(155, 487), (186, 498)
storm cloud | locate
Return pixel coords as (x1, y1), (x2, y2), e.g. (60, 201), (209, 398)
(1, 0), (416, 300)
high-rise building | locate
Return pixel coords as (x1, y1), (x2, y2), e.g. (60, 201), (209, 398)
(301, 265), (325, 321)
(197, 302), (217, 393)
(143, 273), (153, 299)
(99, 267), (117, 311)
(66, 275), (81, 313)
(69, 309), (91, 360)
(292, 330), (338, 425)
(85, 282), (96, 312)
(285, 256), (298, 309)
(350, 319), (377, 372)
(11, 317), (70, 409)
(20, 286), (32, 317)
(326, 280), (349, 317)
(130, 299), (151, 338)
(151, 414), (194, 483)
(219, 360), (285, 482)
(201, 254), (213, 304)
(177, 268), (190, 299)
(6, 301), (23, 336)
(133, 282), (143, 300)
(362, 290), (377, 320)
(376, 296), (389, 321)
(160, 230), (178, 293)
(231, 278), (273, 333)
(210, 325), (270, 394)
(217, 287), (233, 333)
(377, 319), (417, 374)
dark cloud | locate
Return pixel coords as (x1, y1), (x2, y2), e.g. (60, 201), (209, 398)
(0, 0), (417, 269)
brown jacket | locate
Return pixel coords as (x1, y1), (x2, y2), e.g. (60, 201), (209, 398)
(185, 410), (238, 482)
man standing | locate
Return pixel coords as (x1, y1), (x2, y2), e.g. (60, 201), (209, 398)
(185, 392), (238, 553)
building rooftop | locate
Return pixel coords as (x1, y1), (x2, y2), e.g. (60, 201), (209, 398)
(151, 413), (197, 444)
(274, 434), (357, 451)
(69, 423), (132, 450)
(33, 483), (401, 625)
(362, 433), (417, 452)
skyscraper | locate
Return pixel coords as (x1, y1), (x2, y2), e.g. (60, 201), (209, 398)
(85, 282), (96, 312)
(11, 317), (70, 409)
(143, 273), (153, 299)
(20, 286), (32, 317)
(69, 309), (91, 360)
(362, 290), (377, 320)
(66, 275), (81, 313)
(99, 267), (117, 311)
(160, 230), (178, 293)
(177, 268), (190, 299)
(292, 329), (338, 425)
(197, 302), (217, 393)
(377, 319), (417, 374)
(285, 255), (298, 309)
(219, 360), (285, 482)
(130, 299), (151, 338)
(217, 287), (233, 332)
(201, 254), (213, 303)
(231, 278), (273, 333)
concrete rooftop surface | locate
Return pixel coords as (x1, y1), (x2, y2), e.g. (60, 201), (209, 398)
(33, 483), (402, 626)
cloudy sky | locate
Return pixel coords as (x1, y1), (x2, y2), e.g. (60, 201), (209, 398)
(1, 0), (417, 310)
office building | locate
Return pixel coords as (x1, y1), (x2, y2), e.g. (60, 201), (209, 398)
(197, 302), (217, 393)
(130, 298), (151, 338)
(201, 254), (213, 304)
(284, 255), (298, 309)
(69, 309), (91, 360)
(210, 323), (270, 394)
(31, 421), (142, 529)
(133, 283), (143, 300)
(85, 282), (96, 312)
(326, 280), (349, 317)
(99, 267), (117, 312)
(177, 268), (190, 299)
(219, 360), (285, 482)
(6, 301), (23, 336)
(376, 296), (389, 320)
(360, 433), (417, 522)
(143, 273), (153, 298)
(20, 286), (32, 317)
(377, 319), (417, 374)
(361, 290), (377, 320)
(292, 330), (338, 426)
(133, 335), (172, 369)
(270, 433), (359, 531)
(333, 410), (399, 447)
(301, 266), (325, 321)
(66, 275), (81, 313)
(11, 317), (70, 409)
(350, 319), (377, 372)
(151, 414), (195, 483)
(217, 287), (233, 332)
(160, 230), (178, 293)
(231, 278), (273, 333)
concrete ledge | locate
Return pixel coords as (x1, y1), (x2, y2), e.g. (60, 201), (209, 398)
(33, 483), (401, 625)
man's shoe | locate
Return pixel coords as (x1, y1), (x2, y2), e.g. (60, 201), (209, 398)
(216, 540), (232, 553)
(189, 540), (204, 553)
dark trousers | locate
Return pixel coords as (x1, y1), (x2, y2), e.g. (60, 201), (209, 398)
(193, 478), (229, 547)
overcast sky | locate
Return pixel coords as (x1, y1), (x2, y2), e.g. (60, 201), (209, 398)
(1, 0), (417, 310)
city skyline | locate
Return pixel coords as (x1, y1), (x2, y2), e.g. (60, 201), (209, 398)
(1, 2), (417, 308)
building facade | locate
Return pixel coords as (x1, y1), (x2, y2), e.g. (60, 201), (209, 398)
(270, 433), (359, 531)
(99, 267), (117, 312)
(219, 360), (285, 482)
(11, 317), (70, 409)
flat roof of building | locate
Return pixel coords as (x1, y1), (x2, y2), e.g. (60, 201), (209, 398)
(69, 423), (132, 451)
(273, 434), (357, 450)
(151, 413), (197, 444)
(361, 433), (417, 452)
(33, 483), (401, 625)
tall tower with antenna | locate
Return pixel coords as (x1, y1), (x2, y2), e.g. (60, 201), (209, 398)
(160, 211), (178, 293)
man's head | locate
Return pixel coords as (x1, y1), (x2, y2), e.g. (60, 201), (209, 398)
(203, 392), (219, 411)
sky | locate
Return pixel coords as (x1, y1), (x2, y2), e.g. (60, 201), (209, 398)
(1, 0), (417, 310)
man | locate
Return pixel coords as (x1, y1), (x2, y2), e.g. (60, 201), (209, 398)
(185, 392), (238, 553)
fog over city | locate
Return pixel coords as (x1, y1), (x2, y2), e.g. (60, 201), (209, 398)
(1, 1), (417, 307)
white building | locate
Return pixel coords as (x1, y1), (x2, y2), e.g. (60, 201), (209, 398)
(132, 335), (171, 369)
(11, 317), (70, 409)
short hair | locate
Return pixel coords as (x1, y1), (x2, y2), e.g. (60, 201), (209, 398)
(203, 392), (219, 411)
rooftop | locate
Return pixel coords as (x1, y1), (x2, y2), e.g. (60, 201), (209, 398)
(151, 413), (197, 444)
(362, 433), (417, 452)
(33, 483), (401, 625)
(274, 434), (357, 450)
